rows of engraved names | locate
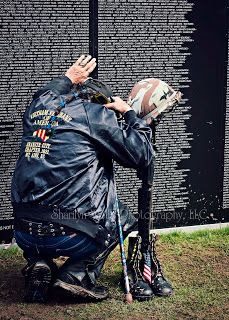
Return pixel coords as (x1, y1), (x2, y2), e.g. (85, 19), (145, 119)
(0, 0), (89, 220)
(98, 0), (195, 213)
(223, 35), (229, 209)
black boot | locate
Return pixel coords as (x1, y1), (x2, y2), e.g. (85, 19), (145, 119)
(149, 234), (173, 297)
(125, 236), (154, 301)
(22, 259), (52, 303)
(53, 258), (109, 301)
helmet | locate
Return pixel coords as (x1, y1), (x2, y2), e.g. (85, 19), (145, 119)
(127, 78), (181, 121)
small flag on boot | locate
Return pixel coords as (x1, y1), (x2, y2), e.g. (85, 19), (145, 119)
(142, 251), (152, 283)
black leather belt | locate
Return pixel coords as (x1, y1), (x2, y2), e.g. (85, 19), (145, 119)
(13, 203), (109, 245)
(14, 219), (77, 237)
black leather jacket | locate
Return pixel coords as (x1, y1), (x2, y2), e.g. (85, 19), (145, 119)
(11, 76), (153, 246)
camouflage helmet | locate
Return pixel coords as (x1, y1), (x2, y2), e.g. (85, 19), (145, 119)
(127, 78), (181, 121)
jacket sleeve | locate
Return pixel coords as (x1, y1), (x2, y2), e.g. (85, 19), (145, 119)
(84, 102), (154, 169)
(33, 76), (73, 100)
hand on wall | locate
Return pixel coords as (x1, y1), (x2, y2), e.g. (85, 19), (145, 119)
(65, 55), (96, 84)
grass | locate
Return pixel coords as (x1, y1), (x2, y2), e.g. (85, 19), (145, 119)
(0, 227), (228, 320)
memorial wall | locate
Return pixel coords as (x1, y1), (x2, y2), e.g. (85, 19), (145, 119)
(0, 0), (228, 243)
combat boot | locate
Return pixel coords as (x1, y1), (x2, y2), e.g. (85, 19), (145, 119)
(125, 236), (154, 301)
(149, 233), (173, 297)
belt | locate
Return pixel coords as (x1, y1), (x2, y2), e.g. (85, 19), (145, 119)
(14, 219), (76, 237)
(13, 203), (109, 245)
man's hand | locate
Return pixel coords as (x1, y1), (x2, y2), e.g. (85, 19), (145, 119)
(105, 97), (132, 114)
(65, 55), (96, 84)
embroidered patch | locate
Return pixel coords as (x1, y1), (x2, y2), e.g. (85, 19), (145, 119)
(25, 141), (51, 159)
(25, 96), (73, 160)
(33, 129), (50, 142)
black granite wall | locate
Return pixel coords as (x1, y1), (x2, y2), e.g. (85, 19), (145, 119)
(0, 0), (228, 243)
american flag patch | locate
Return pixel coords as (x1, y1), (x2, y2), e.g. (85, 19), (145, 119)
(33, 129), (49, 142)
(142, 251), (152, 283)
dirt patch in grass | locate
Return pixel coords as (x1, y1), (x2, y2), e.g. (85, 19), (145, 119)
(0, 228), (228, 320)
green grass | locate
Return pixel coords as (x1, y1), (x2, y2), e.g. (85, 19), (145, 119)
(159, 226), (229, 242)
(0, 227), (228, 320)
(0, 244), (22, 259)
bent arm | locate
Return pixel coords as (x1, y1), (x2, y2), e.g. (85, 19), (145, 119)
(85, 102), (154, 169)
